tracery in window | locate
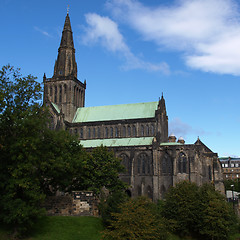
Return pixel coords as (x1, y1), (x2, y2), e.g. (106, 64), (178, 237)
(137, 153), (150, 174)
(162, 154), (173, 174)
(178, 152), (187, 173)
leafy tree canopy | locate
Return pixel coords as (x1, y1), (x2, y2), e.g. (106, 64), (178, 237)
(102, 197), (167, 240)
(0, 65), (126, 238)
(161, 181), (238, 240)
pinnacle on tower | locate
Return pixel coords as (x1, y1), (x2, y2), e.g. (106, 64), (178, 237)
(53, 13), (77, 78)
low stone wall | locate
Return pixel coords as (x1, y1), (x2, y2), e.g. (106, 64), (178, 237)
(44, 191), (99, 216)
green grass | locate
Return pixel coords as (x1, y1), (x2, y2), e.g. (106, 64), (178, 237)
(0, 216), (103, 240)
(1, 216), (240, 240)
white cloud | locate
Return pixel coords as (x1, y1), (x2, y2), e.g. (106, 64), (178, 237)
(169, 117), (207, 138)
(106, 0), (240, 75)
(34, 26), (52, 38)
(82, 13), (170, 74)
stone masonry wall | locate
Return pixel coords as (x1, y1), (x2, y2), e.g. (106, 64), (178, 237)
(44, 191), (99, 216)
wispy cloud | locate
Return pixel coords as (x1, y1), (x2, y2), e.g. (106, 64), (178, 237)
(81, 13), (170, 74)
(106, 0), (240, 76)
(169, 117), (208, 138)
(34, 26), (52, 38)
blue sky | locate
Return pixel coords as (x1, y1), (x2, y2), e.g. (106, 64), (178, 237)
(1, 0), (240, 157)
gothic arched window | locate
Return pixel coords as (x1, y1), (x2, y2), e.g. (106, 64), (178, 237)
(146, 125), (149, 136)
(151, 124), (155, 135)
(120, 153), (131, 175)
(115, 127), (118, 137)
(74, 128), (78, 136)
(147, 186), (153, 199)
(59, 85), (62, 103)
(137, 153), (150, 175)
(141, 125), (144, 136)
(133, 125), (136, 137)
(105, 127), (108, 138)
(110, 127), (113, 138)
(128, 126), (131, 136)
(97, 127), (100, 138)
(93, 128), (96, 138)
(88, 128), (91, 139)
(54, 86), (57, 103)
(64, 84), (67, 102)
(122, 126), (126, 137)
(80, 128), (83, 139)
(162, 154), (173, 174)
(178, 152), (187, 173)
(208, 165), (212, 181)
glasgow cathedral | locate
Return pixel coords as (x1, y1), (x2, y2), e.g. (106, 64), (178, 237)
(43, 13), (224, 201)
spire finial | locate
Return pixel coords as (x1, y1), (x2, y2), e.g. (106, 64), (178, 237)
(67, 4), (69, 14)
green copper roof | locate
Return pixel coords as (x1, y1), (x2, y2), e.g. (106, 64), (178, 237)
(79, 137), (154, 148)
(51, 102), (60, 114)
(72, 102), (158, 123)
(160, 142), (183, 146)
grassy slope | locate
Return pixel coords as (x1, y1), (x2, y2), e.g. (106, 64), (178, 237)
(0, 216), (239, 240)
(0, 216), (103, 240)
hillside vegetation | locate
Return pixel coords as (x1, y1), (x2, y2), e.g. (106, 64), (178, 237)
(0, 216), (103, 240)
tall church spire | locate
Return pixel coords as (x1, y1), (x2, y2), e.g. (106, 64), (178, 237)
(53, 13), (77, 78)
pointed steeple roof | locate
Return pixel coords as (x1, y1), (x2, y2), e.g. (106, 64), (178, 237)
(157, 93), (166, 115)
(53, 13), (77, 79)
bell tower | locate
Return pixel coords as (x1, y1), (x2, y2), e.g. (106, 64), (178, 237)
(43, 13), (86, 122)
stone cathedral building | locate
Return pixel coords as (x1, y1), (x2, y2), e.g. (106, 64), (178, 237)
(43, 13), (224, 201)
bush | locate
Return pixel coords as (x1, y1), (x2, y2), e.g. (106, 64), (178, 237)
(102, 197), (167, 240)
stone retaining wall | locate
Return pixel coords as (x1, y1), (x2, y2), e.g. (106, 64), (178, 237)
(44, 191), (99, 216)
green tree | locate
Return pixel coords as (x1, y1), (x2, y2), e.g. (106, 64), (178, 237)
(78, 146), (126, 195)
(161, 181), (201, 238)
(0, 65), (45, 237)
(161, 181), (238, 240)
(102, 197), (167, 240)
(224, 179), (240, 192)
(0, 65), (87, 237)
(198, 183), (237, 240)
(99, 190), (129, 227)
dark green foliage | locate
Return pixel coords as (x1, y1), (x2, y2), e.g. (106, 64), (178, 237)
(161, 181), (200, 237)
(0, 65), (46, 237)
(0, 65), (125, 237)
(198, 184), (238, 240)
(102, 197), (167, 240)
(161, 181), (238, 240)
(68, 145), (126, 195)
(1, 216), (104, 240)
(99, 190), (129, 227)
(224, 179), (240, 192)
